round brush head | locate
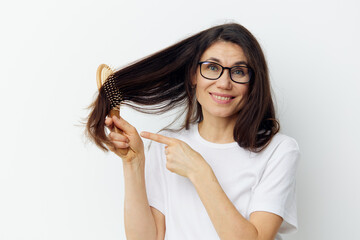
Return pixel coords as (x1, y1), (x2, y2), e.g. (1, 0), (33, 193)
(96, 64), (114, 90)
(96, 64), (128, 155)
(96, 64), (122, 110)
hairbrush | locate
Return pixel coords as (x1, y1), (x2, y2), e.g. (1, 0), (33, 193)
(96, 64), (128, 154)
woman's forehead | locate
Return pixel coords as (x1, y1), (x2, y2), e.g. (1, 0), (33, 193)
(200, 41), (248, 65)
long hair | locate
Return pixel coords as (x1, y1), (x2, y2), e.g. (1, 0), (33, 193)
(85, 23), (279, 152)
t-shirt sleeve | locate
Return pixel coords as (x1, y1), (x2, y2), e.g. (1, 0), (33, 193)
(144, 141), (167, 215)
(247, 137), (300, 234)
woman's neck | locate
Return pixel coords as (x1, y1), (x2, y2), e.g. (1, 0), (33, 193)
(198, 115), (237, 144)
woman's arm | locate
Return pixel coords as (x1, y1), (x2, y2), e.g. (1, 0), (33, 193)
(106, 116), (159, 240)
(190, 168), (282, 240)
(122, 159), (158, 240)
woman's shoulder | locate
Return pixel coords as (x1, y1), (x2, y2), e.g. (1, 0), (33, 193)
(266, 132), (300, 153)
(253, 132), (300, 167)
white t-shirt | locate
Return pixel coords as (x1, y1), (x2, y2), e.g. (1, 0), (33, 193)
(144, 123), (300, 240)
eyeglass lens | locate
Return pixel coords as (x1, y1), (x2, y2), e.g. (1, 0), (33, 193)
(200, 62), (250, 83)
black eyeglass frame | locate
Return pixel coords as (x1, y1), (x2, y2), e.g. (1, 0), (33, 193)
(198, 61), (253, 84)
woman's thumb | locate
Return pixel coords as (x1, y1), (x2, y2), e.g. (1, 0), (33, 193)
(112, 115), (133, 134)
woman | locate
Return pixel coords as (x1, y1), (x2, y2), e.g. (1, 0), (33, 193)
(86, 23), (300, 240)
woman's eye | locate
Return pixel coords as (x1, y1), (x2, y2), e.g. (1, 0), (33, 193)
(208, 65), (219, 71)
(232, 68), (246, 76)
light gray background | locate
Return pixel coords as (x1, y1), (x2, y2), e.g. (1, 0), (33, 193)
(1, 0), (359, 239)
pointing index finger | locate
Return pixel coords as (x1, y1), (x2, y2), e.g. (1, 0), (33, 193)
(140, 131), (173, 145)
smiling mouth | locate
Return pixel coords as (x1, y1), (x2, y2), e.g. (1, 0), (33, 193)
(210, 93), (235, 101)
(209, 93), (235, 104)
(212, 95), (232, 101)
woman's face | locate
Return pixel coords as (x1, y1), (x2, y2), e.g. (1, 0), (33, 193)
(193, 41), (249, 121)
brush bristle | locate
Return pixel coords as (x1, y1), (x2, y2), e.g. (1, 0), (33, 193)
(103, 76), (122, 110)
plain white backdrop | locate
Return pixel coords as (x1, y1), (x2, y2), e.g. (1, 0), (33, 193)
(1, 0), (359, 239)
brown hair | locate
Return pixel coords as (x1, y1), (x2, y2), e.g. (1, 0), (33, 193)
(85, 23), (279, 152)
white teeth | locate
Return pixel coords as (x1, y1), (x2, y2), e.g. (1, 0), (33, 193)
(213, 95), (231, 101)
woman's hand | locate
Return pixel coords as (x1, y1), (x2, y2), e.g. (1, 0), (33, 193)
(140, 131), (211, 180)
(105, 115), (145, 164)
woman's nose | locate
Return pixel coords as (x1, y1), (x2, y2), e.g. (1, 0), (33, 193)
(215, 69), (232, 89)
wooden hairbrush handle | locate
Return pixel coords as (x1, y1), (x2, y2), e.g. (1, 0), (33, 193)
(97, 64), (129, 155)
(109, 109), (123, 133)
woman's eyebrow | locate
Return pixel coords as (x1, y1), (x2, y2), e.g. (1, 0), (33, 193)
(234, 60), (248, 65)
(206, 57), (221, 63)
(206, 57), (248, 65)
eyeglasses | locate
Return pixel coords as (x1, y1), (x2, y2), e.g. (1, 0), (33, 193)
(198, 61), (252, 84)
